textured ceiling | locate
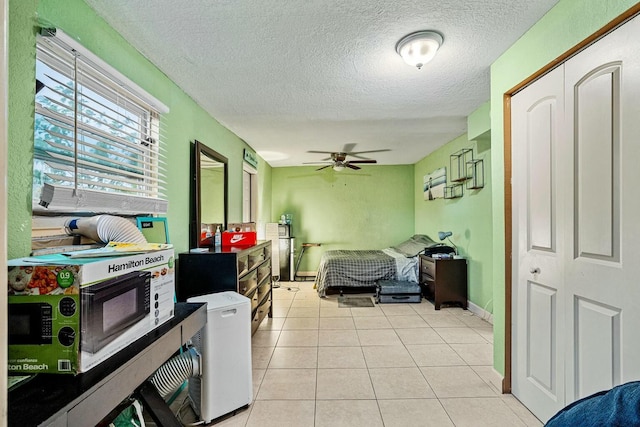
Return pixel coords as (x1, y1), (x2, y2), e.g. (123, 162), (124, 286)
(85, 0), (559, 167)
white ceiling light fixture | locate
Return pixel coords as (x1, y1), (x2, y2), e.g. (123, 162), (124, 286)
(396, 30), (443, 69)
(333, 164), (345, 172)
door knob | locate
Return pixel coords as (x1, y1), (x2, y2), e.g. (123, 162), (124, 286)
(530, 267), (541, 274)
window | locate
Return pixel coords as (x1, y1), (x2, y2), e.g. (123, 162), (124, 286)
(33, 29), (168, 214)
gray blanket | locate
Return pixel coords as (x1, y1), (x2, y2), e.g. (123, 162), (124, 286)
(315, 249), (396, 297)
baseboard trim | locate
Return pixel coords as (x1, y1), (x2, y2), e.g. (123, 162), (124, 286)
(468, 300), (493, 324)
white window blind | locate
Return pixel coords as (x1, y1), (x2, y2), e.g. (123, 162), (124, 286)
(33, 28), (169, 214)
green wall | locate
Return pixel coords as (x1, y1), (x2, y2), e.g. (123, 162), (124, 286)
(7, 0), (272, 258)
(489, 0), (638, 375)
(467, 101), (490, 141)
(414, 134), (493, 312)
(272, 165), (414, 272)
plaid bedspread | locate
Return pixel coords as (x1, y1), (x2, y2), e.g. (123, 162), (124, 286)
(315, 250), (396, 297)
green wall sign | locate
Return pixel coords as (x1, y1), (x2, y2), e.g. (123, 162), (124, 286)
(243, 149), (258, 168)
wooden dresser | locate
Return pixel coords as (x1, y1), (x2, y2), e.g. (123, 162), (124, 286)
(419, 255), (467, 310)
(177, 241), (272, 334)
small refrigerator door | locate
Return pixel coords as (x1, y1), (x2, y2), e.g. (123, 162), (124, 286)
(278, 237), (294, 281)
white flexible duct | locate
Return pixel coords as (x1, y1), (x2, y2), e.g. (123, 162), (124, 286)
(150, 347), (201, 398)
(64, 215), (147, 244)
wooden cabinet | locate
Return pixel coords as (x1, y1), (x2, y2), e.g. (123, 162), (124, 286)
(177, 241), (272, 334)
(419, 255), (467, 310)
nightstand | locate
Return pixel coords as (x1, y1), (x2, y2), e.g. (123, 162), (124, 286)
(419, 255), (468, 310)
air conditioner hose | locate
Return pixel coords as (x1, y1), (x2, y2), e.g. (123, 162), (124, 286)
(64, 215), (147, 244)
(150, 347), (201, 398)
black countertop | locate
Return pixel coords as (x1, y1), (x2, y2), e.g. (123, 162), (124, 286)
(8, 302), (206, 427)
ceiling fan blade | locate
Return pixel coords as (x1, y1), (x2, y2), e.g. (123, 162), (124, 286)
(316, 165), (332, 171)
(348, 159), (377, 164)
(347, 149), (391, 159)
(345, 163), (361, 170)
(303, 161), (332, 165)
(341, 143), (357, 154)
(349, 149), (391, 154)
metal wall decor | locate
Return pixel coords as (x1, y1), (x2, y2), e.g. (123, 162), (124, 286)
(466, 158), (485, 189)
(449, 148), (473, 182)
(444, 183), (464, 199)
(440, 145), (485, 200)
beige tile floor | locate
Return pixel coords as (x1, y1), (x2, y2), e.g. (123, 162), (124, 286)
(177, 282), (542, 426)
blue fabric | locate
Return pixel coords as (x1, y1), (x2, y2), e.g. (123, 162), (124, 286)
(546, 381), (640, 426)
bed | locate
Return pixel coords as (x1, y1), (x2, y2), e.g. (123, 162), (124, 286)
(315, 234), (454, 297)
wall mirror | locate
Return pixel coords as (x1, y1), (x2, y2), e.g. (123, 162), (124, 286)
(190, 140), (228, 247)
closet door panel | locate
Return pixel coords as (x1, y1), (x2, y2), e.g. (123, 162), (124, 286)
(574, 297), (621, 397)
(527, 281), (557, 391)
(574, 66), (619, 260)
(563, 13), (640, 404)
(511, 65), (566, 422)
(528, 101), (555, 252)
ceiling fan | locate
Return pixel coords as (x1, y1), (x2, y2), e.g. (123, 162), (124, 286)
(305, 144), (390, 171)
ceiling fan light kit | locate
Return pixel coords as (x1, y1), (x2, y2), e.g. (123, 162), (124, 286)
(396, 30), (443, 69)
(304, 145), (391, 172)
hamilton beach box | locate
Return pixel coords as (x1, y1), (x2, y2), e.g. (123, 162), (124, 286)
(7, 249), (175, 374)
(376, 280), (422, 304)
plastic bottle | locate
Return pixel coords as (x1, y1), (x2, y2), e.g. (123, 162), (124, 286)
(214, 225), (222, 247)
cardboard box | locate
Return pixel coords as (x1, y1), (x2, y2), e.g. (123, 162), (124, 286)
(7, 249), (175, 374)
(221, 231), (257, 247)
(227, 222), (256, 232)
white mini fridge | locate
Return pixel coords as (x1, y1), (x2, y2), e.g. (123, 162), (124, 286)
(187, 291), (253, 423)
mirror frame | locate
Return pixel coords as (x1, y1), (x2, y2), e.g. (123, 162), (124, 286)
(190, 140), (228, 248)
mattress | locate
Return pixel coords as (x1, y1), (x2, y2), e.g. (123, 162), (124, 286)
(315, 248), (418, 297)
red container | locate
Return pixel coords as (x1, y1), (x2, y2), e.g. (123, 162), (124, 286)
(221, 231), (257, 247)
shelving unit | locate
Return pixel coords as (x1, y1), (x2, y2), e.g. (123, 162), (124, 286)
(466, 158), (485, 189)
(444, 183), (464, 199)
(449, 148), (473, 182)
(443, 145), (485, 197)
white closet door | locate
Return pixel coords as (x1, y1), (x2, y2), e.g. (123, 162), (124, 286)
(511, 65), (566, 422)
(512, 14), (640, 423)
(563, 14), (640, 403)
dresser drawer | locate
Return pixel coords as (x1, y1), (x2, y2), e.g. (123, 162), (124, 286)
(247, 286), (260, 312)
(252, 296), (272, 334)
(420, 256), (436, 279)
(257, 279), (271, 302)
(238, 269), (258, 295)
(237, 254), (249, 276)
(257, 263), (271, 284)
(248, 247), (266, 270)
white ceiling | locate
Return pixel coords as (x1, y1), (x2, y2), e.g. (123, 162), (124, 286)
(85, 0), (559, 167)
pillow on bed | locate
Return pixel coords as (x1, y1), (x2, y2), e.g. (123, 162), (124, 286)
(392, 235), (436, 257)
(411, 234), (437, 245)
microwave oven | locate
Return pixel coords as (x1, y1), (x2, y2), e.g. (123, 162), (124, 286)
(278, 224), (291, 237)
(81, 270), (151, 354)
(8, 301), (55, 345)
